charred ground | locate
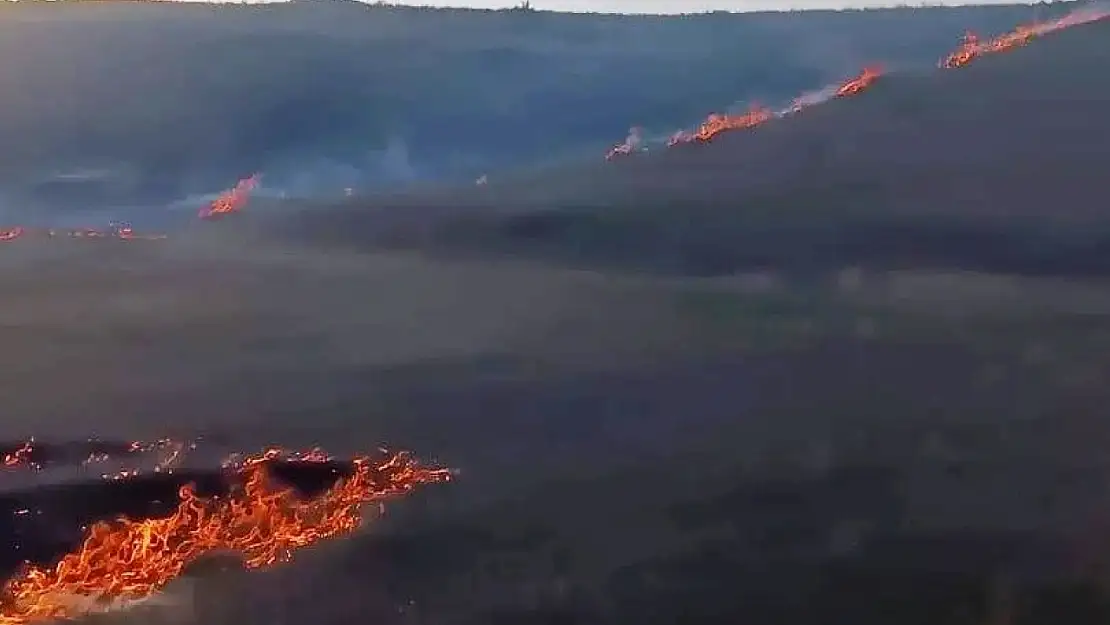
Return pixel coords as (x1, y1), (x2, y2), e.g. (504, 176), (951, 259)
(3, 5), (1110, 625)
(274, 16), (1110, 278)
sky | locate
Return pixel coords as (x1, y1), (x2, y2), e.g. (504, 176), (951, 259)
(382, 0), (1044, 13)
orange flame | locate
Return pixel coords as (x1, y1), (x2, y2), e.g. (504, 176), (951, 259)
(199, 174), (261, 220)
(835, 65), (883, 98)
(2, 442), (34, 468)
(668, 104), (775, 146)
(656, 64), (881, 152)
(0, 448), (451, 625)
(614, 10), (1106, 157)
(941, 8), (1109, 68)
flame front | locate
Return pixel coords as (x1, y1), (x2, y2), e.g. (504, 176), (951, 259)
(606, 7), (1103, 160)
(199, 174), (261, 220)
(667, 104), (775, 147)
(941, 8), (1109, 68)
(834, 65), (883, 98)
(0, 449), (451, 625)
(625, 64), (883, 155)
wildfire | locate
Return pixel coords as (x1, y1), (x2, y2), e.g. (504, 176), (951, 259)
(613, 63), (884, 157)
(222, 446), (333, 470)
(668, 104), (775, 146)
(198, 174), (261, 220)
(941, 8), (1109, 68)
(606, 6), (1105, 159)
(834, 65), (883, 98)
(0, 447), (451, 625)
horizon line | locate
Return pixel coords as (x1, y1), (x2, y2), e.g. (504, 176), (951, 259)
(0, 0), (1075, 13)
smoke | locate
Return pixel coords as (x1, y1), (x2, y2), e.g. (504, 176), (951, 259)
(782, 83), (840, 115)
(1037, 2), (1110, 33)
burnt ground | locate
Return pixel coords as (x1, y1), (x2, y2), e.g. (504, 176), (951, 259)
(8, 241), (1110, 625)
(2, 14), (1110, 625)
(275, 17), (1110, 278)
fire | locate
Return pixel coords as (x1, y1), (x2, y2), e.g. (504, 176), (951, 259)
(834, 65), (883, 98)
(941, 8), (1109, 68)
(1, 439), (189, 474)
(609, 7), (1105, 159)
(668, 104), (775, 146)
(0, 448), (451, 625)
(2, 442), (34, 468)
(222, 446), (333, 470)
(0, 227), (24, 242)
(199, 174), (261, 220)
(620, 64), (882, 156)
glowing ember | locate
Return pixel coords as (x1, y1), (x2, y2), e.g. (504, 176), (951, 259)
(2, 442), (34, 468)
(199, 174), (261, 220)
(0, 448), (450, 625)
(941, 8), (1109, 68)
(1, 438), (192, 475)
(222, 446), (333, 470)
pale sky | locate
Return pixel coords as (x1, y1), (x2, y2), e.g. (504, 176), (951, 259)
(382, 0), (1041, 13)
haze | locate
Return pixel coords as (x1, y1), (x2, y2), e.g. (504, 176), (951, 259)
(348, 0), (1051, 12)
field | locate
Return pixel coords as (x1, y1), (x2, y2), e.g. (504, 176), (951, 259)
(1, 4), (1110, 625)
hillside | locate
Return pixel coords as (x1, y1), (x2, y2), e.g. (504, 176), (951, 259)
(6, 6), (1110, 625)
(277, 14), (1110, 278)
(0, 0), (1084, 216)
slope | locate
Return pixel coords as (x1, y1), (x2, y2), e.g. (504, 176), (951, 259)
(278, 15), (1110, 278)
(0, 1), (1081, 213)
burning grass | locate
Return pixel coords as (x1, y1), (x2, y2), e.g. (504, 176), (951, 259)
(0, 445), (451, 624)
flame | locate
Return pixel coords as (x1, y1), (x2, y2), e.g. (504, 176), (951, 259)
(941, 8), (1109, 68)
(222, 446), (333, 470)
(834, 65), (883, 98)
(667, 104), (775, 147)
(2, 442), (34, 468)
(637, 64), (881, 154)
(0, 227), (24, 242)
(0, 448), (451, 625)
(611, 8), (1105, 158)
(199, 174), (261, 220)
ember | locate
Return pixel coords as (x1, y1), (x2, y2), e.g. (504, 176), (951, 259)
(0, 439), (189, 474)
